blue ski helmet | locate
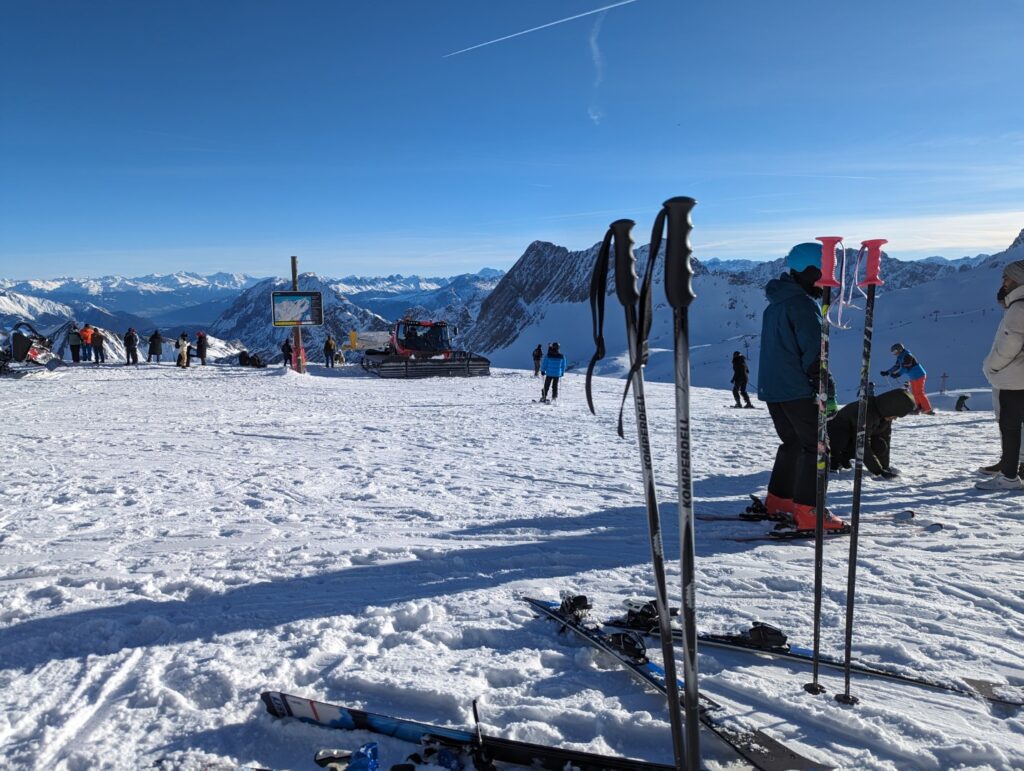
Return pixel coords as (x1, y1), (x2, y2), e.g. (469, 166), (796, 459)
(786, 243), (823, 273)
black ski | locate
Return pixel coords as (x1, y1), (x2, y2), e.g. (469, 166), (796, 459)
(525, 596), (834, 771)
(261, 690), (673, 771)
(607, 606), (1024, 708)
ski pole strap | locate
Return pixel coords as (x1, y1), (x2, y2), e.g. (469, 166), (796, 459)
(586, 227), (615, 414)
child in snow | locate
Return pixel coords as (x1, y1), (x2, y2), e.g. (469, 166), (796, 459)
(882, 343), (933, 414)
(827, 389), (916, 479)
(756, 243), (846, 532)
(540, 342), (566, 402)
(977, 259), (1024, 490)
(731, 351), (754, 408)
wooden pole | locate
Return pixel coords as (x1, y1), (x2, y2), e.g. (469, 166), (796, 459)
(291, 256), (306, 373)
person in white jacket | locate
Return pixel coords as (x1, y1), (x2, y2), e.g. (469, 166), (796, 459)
(977, 259), (1024, 490)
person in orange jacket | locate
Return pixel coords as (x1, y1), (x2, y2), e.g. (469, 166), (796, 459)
(79, 324), (94, 362)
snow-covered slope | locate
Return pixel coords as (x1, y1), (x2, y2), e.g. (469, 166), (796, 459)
(209, 274), (390, 361)
(466, 229), (1024, 399)
(0, 366), (1020, 769)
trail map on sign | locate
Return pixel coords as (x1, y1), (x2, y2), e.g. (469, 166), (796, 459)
(271, 291), (324, 326)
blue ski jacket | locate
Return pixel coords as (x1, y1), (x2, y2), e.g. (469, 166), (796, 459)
(757, 273), (824, 403)
(883, 349), (926, 381)
(541, 353), (566, 377)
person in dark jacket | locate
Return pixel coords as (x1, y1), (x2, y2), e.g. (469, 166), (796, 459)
(731, 351), (754, 408)
(828, 389), (916, 478)
(540, 342), (567, 402)
(67, 326), (82, 363)
(532, 344), (543, 377)
(756, 243), (846, 532)
(955, 394), (971, 412)
(281, 339), (293, 368)
(324, 335), (337, 368)
(148, 330), (164, 363)
(123, 328), (139, 366)
(195, 331), (209, 365)
(91, 328), (106, 364)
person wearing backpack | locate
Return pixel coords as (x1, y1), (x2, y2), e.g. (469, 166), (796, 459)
(977, 260), (1024, 490)
(540, 342), (566, 403)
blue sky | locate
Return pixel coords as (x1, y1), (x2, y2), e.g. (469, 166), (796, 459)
(1, 0), (1022, 279)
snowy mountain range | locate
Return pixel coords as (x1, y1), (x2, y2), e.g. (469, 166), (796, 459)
(5, 230), (1024, 389)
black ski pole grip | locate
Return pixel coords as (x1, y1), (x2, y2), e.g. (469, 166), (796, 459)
(663, 196), (697, 309)
(611, 219), (639, 307)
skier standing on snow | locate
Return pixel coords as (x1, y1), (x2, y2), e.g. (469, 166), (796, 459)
(756, 243), (847, 532)
(148, 330), (164, 363)
(977, 259), (1024, 490)
(882, 343), (933, 414)
(532, 344), (543, 377)
(324, 335), (337, 368)
(540, 342), (566, 403)
(176, 333), (191, 368)
(67, 326), (82, 363)
(123, 328), (139, 366)
(195, 331), (209, 365)
(281, 339), (293, 369)
(80, 324), (93, 362)
(731, 351), (754, 408)
(91, 328), (106, 364)
(828, 389), (916, 478)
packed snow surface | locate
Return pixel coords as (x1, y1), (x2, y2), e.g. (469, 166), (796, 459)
(1, 364), (1022, 770)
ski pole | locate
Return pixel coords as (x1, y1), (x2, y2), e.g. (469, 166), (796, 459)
(609, 218), (687, 770)
(836, 238), (886, 705)
(805, 235), (842, 696)
(657, 197), (701, 769)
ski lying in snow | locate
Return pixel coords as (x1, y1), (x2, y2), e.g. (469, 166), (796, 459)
(524, 597), (833, 771)
(609, 604), (1024, 708)
(892, 510), (943, 534)
(261, 691), (674, 771)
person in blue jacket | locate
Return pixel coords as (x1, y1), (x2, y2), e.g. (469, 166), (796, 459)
(881, 343), (933, 414)
(756, 243), (847, 533)
(540, 342), (566, 403)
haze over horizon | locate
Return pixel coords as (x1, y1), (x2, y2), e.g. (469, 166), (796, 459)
(2, 1), (1022, 278)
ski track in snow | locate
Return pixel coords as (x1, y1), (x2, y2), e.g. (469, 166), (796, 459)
(1, 363), (1022, 770)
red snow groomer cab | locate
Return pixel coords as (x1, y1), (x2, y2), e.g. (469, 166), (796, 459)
(361, 319), (490, 378)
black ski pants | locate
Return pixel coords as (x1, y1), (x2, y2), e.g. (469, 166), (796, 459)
(70, 345), (80, 363)
(998, 389), (1024, 478)
(733, 378), (752, 407)
(542, 375), (560, 400)
(126, 347), (138, 365)
(767, 398), (821, 507)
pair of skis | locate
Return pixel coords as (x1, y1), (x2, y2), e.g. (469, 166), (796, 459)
(607, 599), (1024, 708)
(261, 690), (675, 770)
(585, 197), (700, 769)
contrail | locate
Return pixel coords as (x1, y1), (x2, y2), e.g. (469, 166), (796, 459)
(444, 0), (641, 58)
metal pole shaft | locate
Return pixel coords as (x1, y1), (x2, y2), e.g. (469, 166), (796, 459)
(837, 283), (876, 704)
(624, 305), (687, 770)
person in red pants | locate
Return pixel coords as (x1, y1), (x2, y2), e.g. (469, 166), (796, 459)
(881, 343), (933, 414)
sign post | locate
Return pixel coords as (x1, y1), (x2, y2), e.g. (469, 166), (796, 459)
(270, 256), (324, 374)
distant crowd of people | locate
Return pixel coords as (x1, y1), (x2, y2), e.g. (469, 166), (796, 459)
(64, 324), (210, 368)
